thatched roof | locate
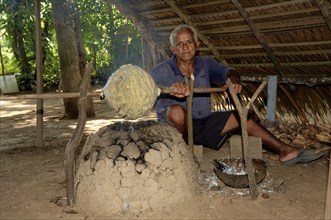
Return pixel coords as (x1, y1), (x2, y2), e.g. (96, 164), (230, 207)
(110, 0), (331, 124)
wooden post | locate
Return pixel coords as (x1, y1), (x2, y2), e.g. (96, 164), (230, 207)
(227, 78), (268, 199)
(267, 75), (277, 122)
(187, 75), (194, 152)
(64, 63), (92, 206)
(325, 153), (331, 219)
(17, 87), (227, 100)
(34, 0), (44, 148)
(17, 92), (100, 99)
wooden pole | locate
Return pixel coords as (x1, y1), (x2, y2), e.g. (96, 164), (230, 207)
(325, 153), (331, 220)
(267, 76), (277, 122)
(160, 86), (227, 94)
(187, 74), (195, 152)
(231, 0), (284, 78)
(64, 63), (92, 206)
(17, 87), (227, 99)
(17, 92), (100, 99)
(227, 78), (268, 199)
(34, 0), (44, 148)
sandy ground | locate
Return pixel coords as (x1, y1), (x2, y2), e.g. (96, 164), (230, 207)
(0, 93), (330, 219)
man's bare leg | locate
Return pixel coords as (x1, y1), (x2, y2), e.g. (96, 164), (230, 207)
(221, 114), (299, 162)
(165, 105), (188, 142)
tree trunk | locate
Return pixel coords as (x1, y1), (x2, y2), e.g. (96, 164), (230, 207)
(51, 0), (95, 119)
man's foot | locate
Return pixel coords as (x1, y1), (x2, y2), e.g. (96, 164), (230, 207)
(282, 148), (325, 166)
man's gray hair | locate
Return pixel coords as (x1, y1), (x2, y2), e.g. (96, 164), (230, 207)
(169, 24), (198, 47)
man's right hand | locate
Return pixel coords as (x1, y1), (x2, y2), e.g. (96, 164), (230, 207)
(170, 82), (190, 98)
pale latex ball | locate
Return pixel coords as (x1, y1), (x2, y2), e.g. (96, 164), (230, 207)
(101, 64), (159, 119)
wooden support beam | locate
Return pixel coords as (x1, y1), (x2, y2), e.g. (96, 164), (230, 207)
(153, 15), (326, 37)
(267, 76), (278, 122)
(156, 20), (326, 38)
(314, 0), (331, 31)
(245, 0), (311, 11)
(166, 0), (227, 63)
(139, 7), (173, 16)
(269, 40), (331, 47)
(17, 92), (100, 99)
(139, 2), (235, 17)
(240, 74), (331, 86)
(140, 0), (312, 19)
(199, 16), (325, 35)
(150, 7), (319, 27)
(325, 154), (331, 220)
(186, 75), (194, 152)
(197, 8), (319, 26)
(149, 10), (238, 25)
(131, 0), (165, 8)
(229, 60), (331, 67)
(198, 41), (331, 50)
(182, 0), (229, 9)
(213, 49), (331, 58)
(34, 0), (44, 148)
(232, 0), (286, 78)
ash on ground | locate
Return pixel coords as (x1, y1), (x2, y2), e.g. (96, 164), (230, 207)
(199, 171), (285, 198)
(75, 121), (200, 216)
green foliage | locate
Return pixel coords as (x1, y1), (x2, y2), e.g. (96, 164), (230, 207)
(0, 0), (143, 90)
(78, 0), (142, 84)
(40, 0), (61, 89)
(1, 0), (33, 89)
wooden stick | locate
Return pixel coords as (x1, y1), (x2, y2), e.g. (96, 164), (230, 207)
(17, 87), (226, 100)
(247, 78), (268, 109)
(17, 92), (100, 99)
(35, 0), (44, 148)
(64, 63), (92, 206)
(161, 86), (227, 94)
(187, 75), (195, 152)
(227, 78), (259, 199)
(325, 153), (331, 220)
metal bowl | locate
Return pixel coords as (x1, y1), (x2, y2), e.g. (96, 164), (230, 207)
(213, 158), (267, 188)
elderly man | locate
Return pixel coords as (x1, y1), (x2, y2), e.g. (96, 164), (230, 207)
(150, 24), (324, 166)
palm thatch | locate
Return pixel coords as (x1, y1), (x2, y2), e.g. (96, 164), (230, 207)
(108, 0), (331, 124)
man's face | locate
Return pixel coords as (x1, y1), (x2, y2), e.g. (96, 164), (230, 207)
(172, 30), (199, 63)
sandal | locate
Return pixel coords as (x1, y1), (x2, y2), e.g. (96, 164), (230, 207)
(282, 148), (325, 166)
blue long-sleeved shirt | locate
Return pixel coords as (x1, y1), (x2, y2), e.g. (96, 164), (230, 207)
(151, 55), (232, 119)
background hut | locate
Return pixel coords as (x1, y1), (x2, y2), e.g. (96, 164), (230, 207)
(109, 0), (331, 125)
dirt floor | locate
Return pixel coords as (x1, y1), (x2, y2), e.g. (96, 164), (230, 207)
(0, 92), (330, 220)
